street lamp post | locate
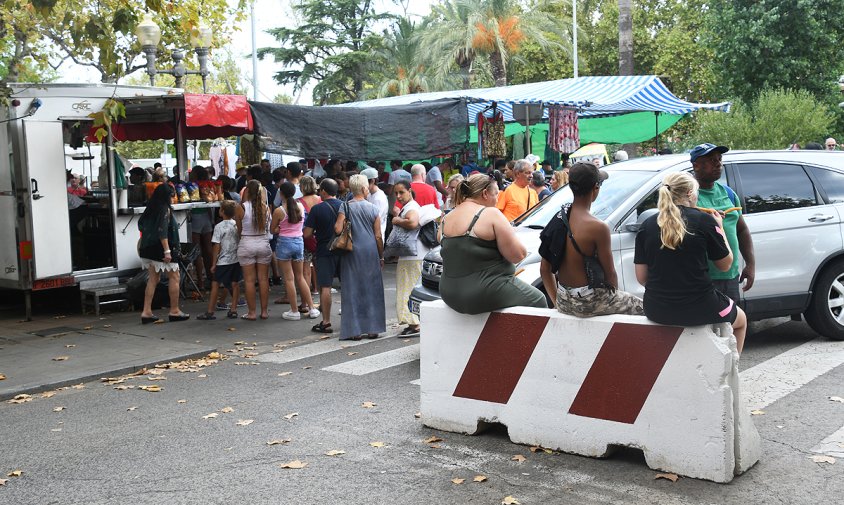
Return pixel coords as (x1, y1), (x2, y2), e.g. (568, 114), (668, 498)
(135, 13), (212, 92)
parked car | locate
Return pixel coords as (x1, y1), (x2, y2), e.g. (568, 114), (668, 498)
(409, 150), (844, 340)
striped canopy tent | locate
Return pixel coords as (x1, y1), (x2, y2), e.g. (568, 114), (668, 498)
(338, 75), (730, 145)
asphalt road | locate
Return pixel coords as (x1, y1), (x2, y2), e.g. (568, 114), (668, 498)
(1, 269), (843, 504)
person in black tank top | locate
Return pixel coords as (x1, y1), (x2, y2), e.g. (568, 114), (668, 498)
(539, 163), (643, 317)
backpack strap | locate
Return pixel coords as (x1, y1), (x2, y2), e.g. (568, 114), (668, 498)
(558, 206), (588, 258)
(722, 183), (739, 207)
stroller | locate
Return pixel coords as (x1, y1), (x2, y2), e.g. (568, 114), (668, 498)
(126, 243), (204, 309)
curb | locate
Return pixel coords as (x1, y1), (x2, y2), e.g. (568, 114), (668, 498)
(0, 347), (217, 402)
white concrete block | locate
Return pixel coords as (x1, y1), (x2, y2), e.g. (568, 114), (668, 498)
(419, 300), (761, 483)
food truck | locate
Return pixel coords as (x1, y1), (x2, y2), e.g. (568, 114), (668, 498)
(0, 83), (252, 318)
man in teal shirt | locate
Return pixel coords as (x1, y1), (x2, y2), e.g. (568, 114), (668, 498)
(691, 143), (756, 302)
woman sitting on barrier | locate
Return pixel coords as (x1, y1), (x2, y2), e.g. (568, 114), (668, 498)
(439, 173), (547, 314)
(634, 172), (747, 352)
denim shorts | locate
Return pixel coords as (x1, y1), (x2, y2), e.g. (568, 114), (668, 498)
(276, 236), (304, 262)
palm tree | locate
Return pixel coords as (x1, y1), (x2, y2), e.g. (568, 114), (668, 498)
(375, 18), (432, 98)
(421, 0), (572, 88)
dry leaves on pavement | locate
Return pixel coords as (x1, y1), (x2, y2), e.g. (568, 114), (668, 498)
(267, 439), (292, 446)
(809, 455), (836, 464)
(203, 413), (219, 419)
(52, 356), (69, 361)
(529, 446), (553, 454)
(451, 478), (465, 485)
(473, 475), (488, 483)
(127, 407), (138, 411)
(7, 394), (32, 404)
(347, 352), (358, 356)
(7, 470), (23, 477)
(283, 412), (299, 420)
(177, 400), (187, 404)
(0, 478), (7, 486)
(53, 406), (65, 412)
(279, 460), (308, 469)
(65, 344), (76, 348)
(502, 496), (520, 505)
(654, 473), (679, 482)
(423, 436), (443, 444)
(324, 450), (346, 456)
(750, 410), (765, 416)
(277, 372), (293, 377)
(830, 396), (844, 403)
(511, 455), (526, 463)
(220, 407), (234, 413)
(361, 402), (377, 409)
(236, 419), (254, 426)
(369, 441), (386, 448)
(138, 385), (162, 392)
(414, 412), (421, 418)
(0, 373), (6, 380)
(40, 392), (56, 398)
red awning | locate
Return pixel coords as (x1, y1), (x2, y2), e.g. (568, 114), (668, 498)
(184, 94), (253, 130)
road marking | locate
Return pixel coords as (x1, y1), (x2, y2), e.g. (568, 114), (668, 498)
(811, 425), (844, 458)
(739, 340), (844, 410)
(322, 345), (420, 375)
(256, 336), (392, 364)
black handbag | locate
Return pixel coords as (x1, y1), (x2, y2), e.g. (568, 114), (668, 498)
(419, 220), (439, 248)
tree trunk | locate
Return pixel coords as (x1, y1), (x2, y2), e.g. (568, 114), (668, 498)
(490, 49), (507, 87)
(618, 0), (634, 75)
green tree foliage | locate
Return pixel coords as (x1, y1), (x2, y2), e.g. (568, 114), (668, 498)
(259, 0), (394, 105)
(374, 17), (431, 98)
(420, 0), (571, 87)
(690, 88), (835, 150)
(709, 0), (844, 106)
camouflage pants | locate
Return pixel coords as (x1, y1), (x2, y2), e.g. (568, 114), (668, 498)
(556, 284), (644, 318)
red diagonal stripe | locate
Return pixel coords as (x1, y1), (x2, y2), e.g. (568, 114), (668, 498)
(568, 323), (683, 424)
(453, 312), (549, 404)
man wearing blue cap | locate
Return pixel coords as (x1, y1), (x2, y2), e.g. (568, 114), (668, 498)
(691, 143), (755, 302)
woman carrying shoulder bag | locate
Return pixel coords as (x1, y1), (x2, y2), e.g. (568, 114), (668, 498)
(138, 184), (189, 324)
(388, 181), (429, 338)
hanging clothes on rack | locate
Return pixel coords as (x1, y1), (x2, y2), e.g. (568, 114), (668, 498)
(549, 106), (580, 154)
(209, 138), (227, 176)
(477, 107), (506, 159)
(237, 135), (261, 166)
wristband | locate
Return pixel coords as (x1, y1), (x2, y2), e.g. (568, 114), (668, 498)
(164, 250), (171, 254)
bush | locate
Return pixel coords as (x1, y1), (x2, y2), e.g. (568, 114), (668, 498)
(689, 88), (835, 149)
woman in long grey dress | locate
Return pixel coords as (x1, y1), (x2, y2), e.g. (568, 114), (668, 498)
(334, 174), (386, 340)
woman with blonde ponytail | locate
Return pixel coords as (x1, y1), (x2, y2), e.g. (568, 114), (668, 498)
(634, 172), (747, 353)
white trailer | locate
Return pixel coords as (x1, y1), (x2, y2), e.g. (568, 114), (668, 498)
(1, 84), (237, 318)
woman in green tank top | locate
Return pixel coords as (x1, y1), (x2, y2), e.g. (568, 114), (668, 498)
(439, 174), (547, 314)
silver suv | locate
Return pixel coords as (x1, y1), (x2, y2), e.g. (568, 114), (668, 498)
(409, 150), (844, 340)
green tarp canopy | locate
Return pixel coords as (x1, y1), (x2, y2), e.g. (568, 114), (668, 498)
(469, 111), (685, 151)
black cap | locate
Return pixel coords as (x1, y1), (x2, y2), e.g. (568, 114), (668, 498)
(569, 162), (608, 195)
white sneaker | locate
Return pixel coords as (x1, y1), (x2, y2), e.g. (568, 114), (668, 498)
(338, 308), (342, 315)
(308, 308), (321, 319)
(282, 310), (301, 321)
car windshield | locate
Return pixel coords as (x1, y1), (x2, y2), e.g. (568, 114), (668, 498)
(514, 170), (656, 228)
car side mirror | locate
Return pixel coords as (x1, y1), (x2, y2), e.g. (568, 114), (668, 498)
(623, 208), (658, 233)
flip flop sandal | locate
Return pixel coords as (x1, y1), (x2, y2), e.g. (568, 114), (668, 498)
(311, 321), (333, 333)
(241, 314), (257, 321)
(168, 313), (191, 322)
(398, 327), (420, 338)
(196, 313), (216, 321)
(141, 316), (162, 324)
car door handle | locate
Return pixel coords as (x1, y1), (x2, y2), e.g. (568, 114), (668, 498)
(808, 214), (834, 222)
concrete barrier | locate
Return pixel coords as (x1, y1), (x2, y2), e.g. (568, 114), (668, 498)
(419, 300), (761, 483)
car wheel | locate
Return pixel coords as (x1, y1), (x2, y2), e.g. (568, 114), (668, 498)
(805, 259), (844, 341)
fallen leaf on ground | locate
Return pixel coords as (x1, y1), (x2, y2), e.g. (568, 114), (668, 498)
(234, 341), (246, 345)
(451, 478), (465, 484)
(511, 455), (527, 462)
(53, 406), (65, 412)
(284, 412), (299, 420)
(102, 325), (111, 328)
(278, 372), (293, 376)
(750, 410), (765, 416)
(40, 392), (55, 398)
(809, 455), (836, 464)
(502, 496), (520, 505)
(138, 385), (162, 392)
(113, 385), (135, 390)
(370, 441), (386, 448)
(198, 374), (208, 378)
(51, 428), (61, 432)
(347, 351), (358, 356)
(830, 396), (844, 403)
(52, 356), (69, 361)
(203, 413), (218, 419)
(654, 473), (679, 482)
(221, 407), (234, 413)
(65, 344), (75, 348)
(147, 376), (167, 381)
(147, 369), (165, 375)
(319, 335), (331, 340)
(227, 327), (236, 332)
(279, 460), (308, 469)
(267, 438), (292, 446)
(207, 352), (222, 359)
(301, 366), (312, 370)
(127, 406), (138, 411)
(271, 349), (284, 353)
(177, 400), (187, 404)
(361, 401), (377, 409)
(7, 394), (32, 404)
(82, 326), (93, 330)
(324, 450), (346, 456)
(423, 436), (443, 444)
(473, 475), (488, 483)
(0, 478), (7, 485)
(429, 444), (441, 449)
(414, 412), (421, 418)
(7, 470), (22, 477)
(236, 419), (254, 426)
(0, 373), (6, 380)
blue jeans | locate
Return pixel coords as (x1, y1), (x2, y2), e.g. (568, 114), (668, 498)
(275, 236), (304, 261)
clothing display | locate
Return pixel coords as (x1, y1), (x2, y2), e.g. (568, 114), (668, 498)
(549, 106), (580, 153)
(477, 109), (506, 159)
(237, 135), (261, 166)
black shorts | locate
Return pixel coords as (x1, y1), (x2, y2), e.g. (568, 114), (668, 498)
(214, 263), (243, 289)
(644, 288), (738, 326)
(314, 255), (340, 288)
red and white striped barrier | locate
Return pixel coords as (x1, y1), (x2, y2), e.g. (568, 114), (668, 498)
(419, 300), (761, 483)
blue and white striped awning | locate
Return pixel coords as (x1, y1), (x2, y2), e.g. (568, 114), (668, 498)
(337, 75), (730, 123)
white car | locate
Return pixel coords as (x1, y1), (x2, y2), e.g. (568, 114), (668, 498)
(410, 150), (844, 340)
